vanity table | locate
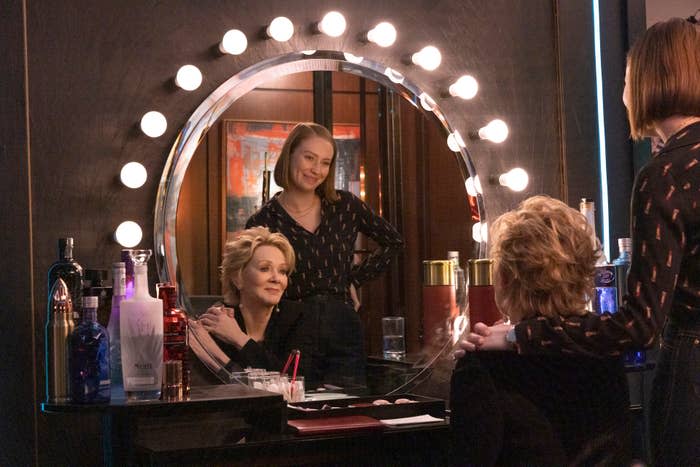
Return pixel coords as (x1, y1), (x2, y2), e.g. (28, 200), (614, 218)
(42, 384), (450, 466)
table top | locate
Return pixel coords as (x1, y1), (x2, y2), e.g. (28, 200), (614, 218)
(41, 384), (285, 415)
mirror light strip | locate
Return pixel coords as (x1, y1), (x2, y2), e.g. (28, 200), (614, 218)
(592, 0), (611, 261)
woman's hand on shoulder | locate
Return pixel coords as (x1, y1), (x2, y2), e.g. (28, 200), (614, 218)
(200, 305), (248, 348)
(453, 321), (514, 358)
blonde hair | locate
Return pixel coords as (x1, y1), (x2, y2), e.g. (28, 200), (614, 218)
(489, 195), (597, 322)
(627, 18), (700, 139)
(220, 227), (295, 304)
(273, 122), (339, 202)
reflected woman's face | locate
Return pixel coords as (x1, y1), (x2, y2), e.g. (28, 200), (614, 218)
(237, 245), (290, 309)
(288, 135), (334, 193)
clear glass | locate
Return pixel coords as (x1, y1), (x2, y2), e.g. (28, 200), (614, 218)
(382, 316), (406, 360)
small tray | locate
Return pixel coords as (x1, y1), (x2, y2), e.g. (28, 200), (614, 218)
(287, 393), (445, 420)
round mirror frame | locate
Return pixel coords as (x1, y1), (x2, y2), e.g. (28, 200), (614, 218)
(153, 50), (487, 392)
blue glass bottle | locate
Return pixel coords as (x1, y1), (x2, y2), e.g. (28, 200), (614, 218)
(613, 238), (646, 365)
(69, 296), (111, 403)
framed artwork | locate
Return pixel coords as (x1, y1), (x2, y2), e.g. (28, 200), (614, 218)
(223, 120), (361, 242)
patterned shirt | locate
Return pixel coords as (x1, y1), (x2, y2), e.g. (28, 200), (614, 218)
(246, 190), (403, 303)
(515, 121), (700, 357)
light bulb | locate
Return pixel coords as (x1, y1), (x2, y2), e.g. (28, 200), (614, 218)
(465, 176), (482, 197)
(115, 221), (143, 248)
(219, 29), (248, 55)
(120, 162), (148, 189)
(447, 131), (466, 152)
(343, 52), (363, 64)
(384, 67), (404, 84)
(140, 111), (167, 138)
(472, 221), (488, 243)
(448, 75), (478, 99)
(499, 167), (529, 192)
(477, 119), (509, 143)
(411, 46), (442, 71)
(419, 92), (436, 111)
(367, 22), (397, 47)
(318, 11), (346, 37)
(267, 16), (294, 42)
(301, 50), (317, 55)
(175, 64), (202, 91)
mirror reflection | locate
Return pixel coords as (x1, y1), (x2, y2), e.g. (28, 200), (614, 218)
(162, 52), (480, 393)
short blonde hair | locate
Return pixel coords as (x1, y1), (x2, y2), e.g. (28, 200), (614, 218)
(220, 227), (295, 304)
(489, 195), (597, 322)
(273, 122), (339, 202)
(627, 18), (700, 139)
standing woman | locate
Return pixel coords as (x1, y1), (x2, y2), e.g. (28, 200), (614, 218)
(246, 122), (403, 387)
(458, 17), (700, 465)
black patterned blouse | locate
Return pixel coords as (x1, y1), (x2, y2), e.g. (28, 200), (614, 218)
(245, 190), (403, 303)
(515, 121), (700, 357)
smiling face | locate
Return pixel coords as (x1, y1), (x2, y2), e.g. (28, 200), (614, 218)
(235, 245), (290, 309)
(287, 135), (334, 194)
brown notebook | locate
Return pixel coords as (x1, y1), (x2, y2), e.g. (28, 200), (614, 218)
(287, 415), (385, 436)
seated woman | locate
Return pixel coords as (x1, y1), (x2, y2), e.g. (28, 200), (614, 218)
(450, 196), (632, 466)
(188, 226), (315, 382)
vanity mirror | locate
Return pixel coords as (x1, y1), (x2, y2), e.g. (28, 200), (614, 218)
(154, 50), (485, 392)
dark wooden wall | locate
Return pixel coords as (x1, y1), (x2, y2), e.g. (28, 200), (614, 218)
(1, 0), (642, 464)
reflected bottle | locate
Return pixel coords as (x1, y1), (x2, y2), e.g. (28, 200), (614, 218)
(467, 259), (502, 327)
(107, 262), (125, 398)
(447, 251), (467, 314)
(120, 250), (163, 401)
(69, 296), (110, 404)
(422, 260), (456, 347)
(48, 237), (84, 320)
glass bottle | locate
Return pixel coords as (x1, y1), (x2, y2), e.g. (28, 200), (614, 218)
(157, 282), (190, 397)
(579, 198), (608, 265)
(467, 259), (502, 327)
(48, 237), (84, 320)
(119, 250), (163, 401)
(107, 262), (125, 397)
(613, 238), (646, 365)
(447, 251), (467, 314)
(45, 278), (75, 403)
(82, 269), (112, 328)
(69, 296), (110, 404)
(121, 249), (135, 299)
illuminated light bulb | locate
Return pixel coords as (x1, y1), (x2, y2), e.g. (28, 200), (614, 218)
(419, 92), (436, 111)
(301, 50), (317, 55)
(120, 162), (148, 189)
(384, 67), (404, 84)
(448, 75), (478, 99)
(115, 221), (143, 248)
(140, 111), (167, 138)
(175, 64), (202, 91)
(411, 45), (442, 71)
(465, 176), (482, 197)
(447, 131), (466, 152)
(267, 16), (294, 42)
(472, 221), (488, 243)
(343, 52), (363, 64)
(477, 119), (509, 143)
(219, 29), (248, 55)
(366, 22), (397, 47)
(318, 11), (346, 37)
(498, 167), (529, 192)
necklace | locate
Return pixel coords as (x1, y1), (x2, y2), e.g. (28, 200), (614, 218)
(279, 193), (318, 218)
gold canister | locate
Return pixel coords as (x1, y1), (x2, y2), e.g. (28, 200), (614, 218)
(46, 278), (75, 403)
(467, 259), (494, 286)
(422, 260), (454, 286)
